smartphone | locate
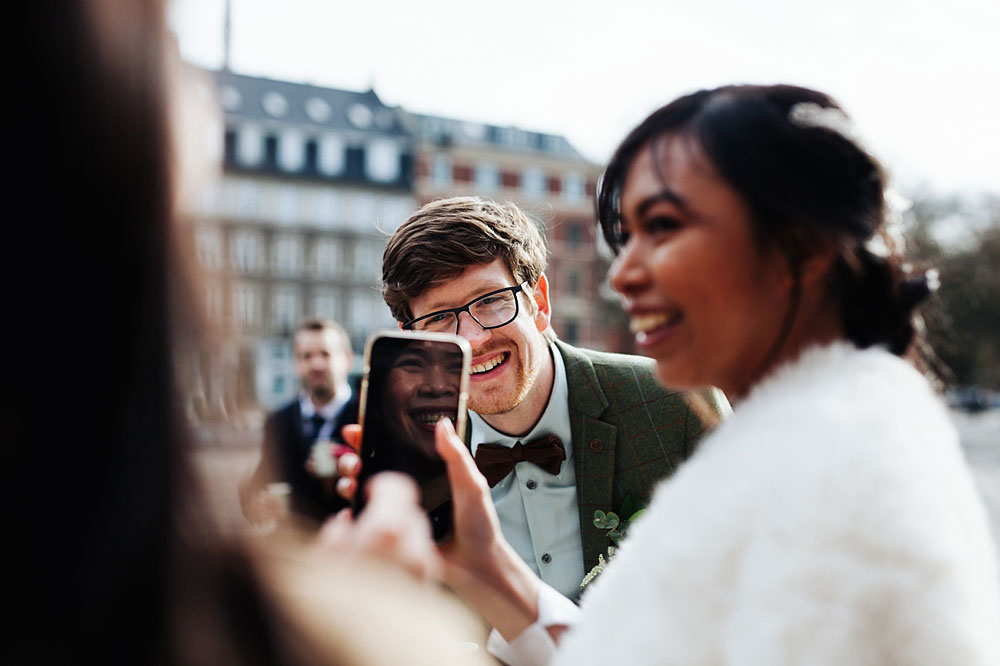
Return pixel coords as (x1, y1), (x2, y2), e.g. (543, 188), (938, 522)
(354, 330), (470, 541)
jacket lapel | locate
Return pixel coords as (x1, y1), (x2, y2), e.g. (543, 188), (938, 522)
(555, 341), (618, 570)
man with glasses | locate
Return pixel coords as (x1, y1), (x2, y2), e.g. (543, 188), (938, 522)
(380, 196), (729, 600)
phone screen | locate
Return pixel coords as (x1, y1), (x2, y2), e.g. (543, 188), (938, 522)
(354, 331), (470, 541)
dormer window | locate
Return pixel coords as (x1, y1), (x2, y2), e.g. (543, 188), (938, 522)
(261, 91), (289, 117)
(220, 85), (242, 111)
(347, 103), (373, 129)
(305, 97), (332, 123)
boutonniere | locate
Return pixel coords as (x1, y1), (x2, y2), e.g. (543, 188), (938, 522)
(580, 494), (646, 591)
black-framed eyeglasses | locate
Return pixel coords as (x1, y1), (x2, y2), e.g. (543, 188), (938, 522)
(403, 282), (529, 335)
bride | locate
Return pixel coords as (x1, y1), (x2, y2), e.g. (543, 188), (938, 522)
(341, 83), (1000, 665)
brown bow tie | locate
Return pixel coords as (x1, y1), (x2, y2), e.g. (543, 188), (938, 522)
(473, 434), (566, 488)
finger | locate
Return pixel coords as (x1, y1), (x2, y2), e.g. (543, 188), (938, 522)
(337, 451), (360, 479)
(365, 472), (421, 508)
(316, 507), (355, 548)
(341, 424), (362, 452)
(336, 475), (357, 500)
(435, 418), (489, 497)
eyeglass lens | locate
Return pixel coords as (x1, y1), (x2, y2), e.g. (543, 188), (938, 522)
(411, 289), (519, 333)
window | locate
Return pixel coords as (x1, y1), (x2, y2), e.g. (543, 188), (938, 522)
(220, 85), (242, 111)
(566, 222), (583, 249)
(236, 124), (262, 166)
(475, 163), (499, 192)
(224, 128), (237, 164)
(564, 318), (579, 344)
(261, 91), (289, 117)
(563, 172), (584, 204)
(381, 196), (414, 233)
(522, 167), (545, 198)
(566, 268), (580, 296)
(232, 283), (259, 330)
(431, 154), (452, 187)
(366, 138), (400, 182)
(205, 282), (223, 323)
(350, 292), (378, 336)
(234, 181), (260, 219)
(274, 185), (299, 225)
(312, 288), (339, 321)
(195, 227), (223, 270)
(305, 97), (332, 123)
(278, 129), (305, 171)
(353, 241), (379, 279)
(353, 194), (376, 231)
(313, 239), (342, 277)
(263, 135), (278, 169)
(315, 190), (341, 228)
(272, 234), (303, 276)
(318, 134), (344, 176)
(272, 286), (299, 331)
(231, 231), (262, 273)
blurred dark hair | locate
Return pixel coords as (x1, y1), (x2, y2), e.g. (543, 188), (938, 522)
(8, 3), (313, 664)
(597, 84), (930, 356)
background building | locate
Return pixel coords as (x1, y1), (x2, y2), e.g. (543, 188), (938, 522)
(186, 71), (630, 424)
(189, 70), (414, 419)
(405, 112), (629, 352)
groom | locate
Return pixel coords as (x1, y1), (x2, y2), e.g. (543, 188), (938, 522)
(380, 196), (728, 599)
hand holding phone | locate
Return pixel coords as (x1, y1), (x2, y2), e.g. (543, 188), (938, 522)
(354, 331), (470, 541)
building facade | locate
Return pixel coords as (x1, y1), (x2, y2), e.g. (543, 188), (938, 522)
(186, 71), (629, 423)
(405, 113), (629, 352)
(189, 71), (414, 417)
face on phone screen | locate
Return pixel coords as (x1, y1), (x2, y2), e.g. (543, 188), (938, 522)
(355, 332), (469, 540)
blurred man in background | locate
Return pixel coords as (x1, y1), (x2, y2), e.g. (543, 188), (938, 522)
(240, 316), (358, 527)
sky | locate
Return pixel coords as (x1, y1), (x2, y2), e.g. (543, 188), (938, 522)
(169, 0), (1000, 197)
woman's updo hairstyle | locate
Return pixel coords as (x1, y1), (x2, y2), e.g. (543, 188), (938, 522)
(597, 83), (932, 357)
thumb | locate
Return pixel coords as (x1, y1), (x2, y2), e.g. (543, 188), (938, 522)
(341, 424), (362, 453)
(435, 418), (489, 499)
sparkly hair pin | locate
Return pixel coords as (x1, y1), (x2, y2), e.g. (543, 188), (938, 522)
(788, 102), (862, 146)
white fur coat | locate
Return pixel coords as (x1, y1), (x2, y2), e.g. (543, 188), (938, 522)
(555, 343), (1000, 666)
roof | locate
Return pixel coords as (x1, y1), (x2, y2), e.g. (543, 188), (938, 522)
(404, 112), (590, 163)
(211, 70), (410, 139)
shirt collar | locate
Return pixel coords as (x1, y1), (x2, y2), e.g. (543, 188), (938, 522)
(299, 385), (351, 420)
(469, 343), (571, 454)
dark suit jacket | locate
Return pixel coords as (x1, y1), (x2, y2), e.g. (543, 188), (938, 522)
(241, 393), (359, 526)
(468, 340), (728, 573)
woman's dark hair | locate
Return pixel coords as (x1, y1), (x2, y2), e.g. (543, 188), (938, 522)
(597, 84), (931, 356)
(8, 3), (312, 665)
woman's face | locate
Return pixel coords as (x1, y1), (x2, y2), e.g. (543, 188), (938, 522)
(610, 135), (794, 399)
(382, 341), (462, 456)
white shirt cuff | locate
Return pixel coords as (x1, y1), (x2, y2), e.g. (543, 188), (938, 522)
(486, 582), (582, 666)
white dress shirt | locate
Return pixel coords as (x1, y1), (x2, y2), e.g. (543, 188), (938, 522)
(299, 385), (352, 440)
(470, 344), (585, 600)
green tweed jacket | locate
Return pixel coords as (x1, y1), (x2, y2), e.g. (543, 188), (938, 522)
(467, 339), (729, 573)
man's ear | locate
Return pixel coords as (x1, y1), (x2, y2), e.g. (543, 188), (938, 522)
(531, 273), (552, 332)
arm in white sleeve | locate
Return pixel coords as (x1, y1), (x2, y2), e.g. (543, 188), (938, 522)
(486, 582), (582, 666)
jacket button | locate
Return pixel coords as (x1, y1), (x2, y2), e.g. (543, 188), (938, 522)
(541, 553), (552, 564)
(589, 439), (603, 453)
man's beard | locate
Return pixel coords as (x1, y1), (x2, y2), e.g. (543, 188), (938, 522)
(468, 352), (539, 416)
(308, 381), (334, 404)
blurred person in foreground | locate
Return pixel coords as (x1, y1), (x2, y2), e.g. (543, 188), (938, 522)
(7, 2), (491, 665)
(341, 85), (1000, 665)
(240, 317), (358, 529)
(375, 197), (729, 601)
